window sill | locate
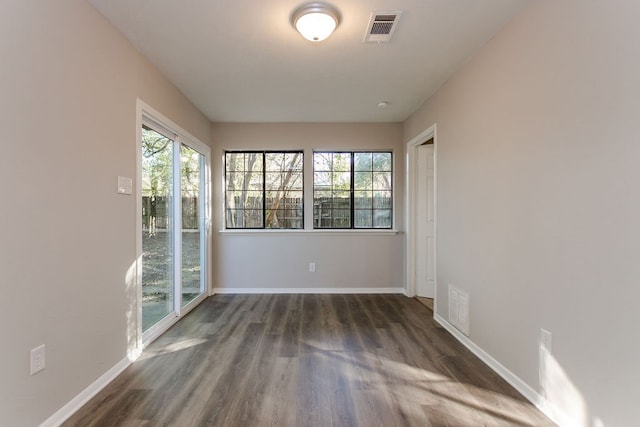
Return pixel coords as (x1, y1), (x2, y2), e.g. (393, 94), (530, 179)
(218, 229), (401, 236)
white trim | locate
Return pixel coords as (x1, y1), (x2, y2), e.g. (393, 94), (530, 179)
(433, 313), (571, 427)
(172, 139), (182, 317)
(434, 313), (539, 402)
(135, 104), (144, 356)
(212, 287), (405, 294)
(39, 357), (131, 427)
(405, 124), (437, 303)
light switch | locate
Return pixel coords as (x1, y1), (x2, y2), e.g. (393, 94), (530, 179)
(117, 176), (133, 195)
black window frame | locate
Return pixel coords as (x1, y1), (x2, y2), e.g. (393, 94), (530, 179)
(224, 150), (304, 229)
(313, 150), (393, 229)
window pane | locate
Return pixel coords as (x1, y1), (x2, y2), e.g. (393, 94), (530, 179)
(265, 172), (284, 189)
(314, 189), (332, 200)
(373, 172), (392, 190)
(373, 210), (392, 228)
(226, 209), (243, 228)
(333, 171), (350, 189)
(288, 172), (303, 190)
(247, 173), (263, 191)
(354, 210), (373, 228)
(225, 190), (242, 207)
(181, 145), (205, 306)
(354, 152), (372, 171)
(354, 171), (372, 190)
(332, 210), (351, 228)
(332, 190), (351, 203)
(266, 188), (302, 229)
(225, 152), (244, 172)
(289, 153), (303, 170)
(243, 153), (263, 172)
(373, 191), (392, 208)
(141, 126), (174, 331)
(244, 191), (263, 210)
(373, 152), (392, 171)
(226, 172), (245, 191)
(244, 209), (263, 228)
(265, 152), (285, 171)
(314, 152), (332, 171)
(354, 191), (372, 208)
(333, 153), (352, 171)
(314, 171), (331, 188)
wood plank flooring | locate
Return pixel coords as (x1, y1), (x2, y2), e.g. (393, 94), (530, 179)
(416, 297), (434, 311)
(64, 294), (554, 426)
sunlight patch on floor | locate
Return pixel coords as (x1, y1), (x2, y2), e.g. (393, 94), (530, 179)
(139, 337), (208, 360)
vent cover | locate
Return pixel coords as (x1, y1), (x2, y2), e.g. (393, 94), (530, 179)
(364, 11), (402, 43)
(449, 284), (470, 336)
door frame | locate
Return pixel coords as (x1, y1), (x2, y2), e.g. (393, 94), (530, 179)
(405, 124), (437, 306)
(135, 99), (212, 351)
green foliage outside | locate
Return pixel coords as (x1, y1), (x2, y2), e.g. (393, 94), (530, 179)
(141, 126), (202, 199)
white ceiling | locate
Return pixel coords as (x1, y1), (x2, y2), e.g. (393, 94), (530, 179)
(89, 0), (528, 123)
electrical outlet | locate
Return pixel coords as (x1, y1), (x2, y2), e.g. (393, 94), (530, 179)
(309, 262), (316, 273)
(31, 344), (46, 375)
(540, 329), (552, 352)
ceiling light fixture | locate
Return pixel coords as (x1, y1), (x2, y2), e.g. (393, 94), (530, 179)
(292, 2), (340, 42)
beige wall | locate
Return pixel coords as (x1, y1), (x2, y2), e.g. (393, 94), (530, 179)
(0, 0), (210, 425)
(8, 0), (638, 425)
(210, 123), (405, 291)
(404, 1), (640, 425)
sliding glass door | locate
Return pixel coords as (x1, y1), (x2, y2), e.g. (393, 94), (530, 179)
(140, 116), (208, 338)
(180, 145), (206, 306)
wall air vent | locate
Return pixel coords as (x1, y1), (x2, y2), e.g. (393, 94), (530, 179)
(364, 11), (402, 43)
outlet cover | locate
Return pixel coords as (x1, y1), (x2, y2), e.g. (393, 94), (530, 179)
(30, 344), (45, 375)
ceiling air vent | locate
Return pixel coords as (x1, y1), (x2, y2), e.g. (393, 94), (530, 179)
(364, 11), (402, 43)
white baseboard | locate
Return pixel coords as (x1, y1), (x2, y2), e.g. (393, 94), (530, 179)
(212, 287), (405, 294)
(40, 357), (131, 427)
(434, 313), (571, 427)
(434, 314), (539, 401)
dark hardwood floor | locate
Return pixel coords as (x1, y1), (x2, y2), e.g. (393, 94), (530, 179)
(64, 294), (554, 426)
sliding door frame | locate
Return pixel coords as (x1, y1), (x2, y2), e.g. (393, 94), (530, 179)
(136, 99), (211, 349)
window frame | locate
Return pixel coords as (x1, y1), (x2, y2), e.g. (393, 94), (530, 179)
(224, 150), (304, 230)
(313, 150), (393, 230)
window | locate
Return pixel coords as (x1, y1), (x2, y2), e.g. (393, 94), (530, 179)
(313, 151), (392, 229)
(225, 151), (303, 229)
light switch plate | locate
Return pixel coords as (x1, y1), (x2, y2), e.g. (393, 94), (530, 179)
(117, 176), (133, 195)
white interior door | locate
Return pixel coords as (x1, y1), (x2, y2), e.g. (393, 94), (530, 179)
(416, 144), (435, 298)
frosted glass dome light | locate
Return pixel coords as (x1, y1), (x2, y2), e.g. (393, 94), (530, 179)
(293, 3), (340, 42)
